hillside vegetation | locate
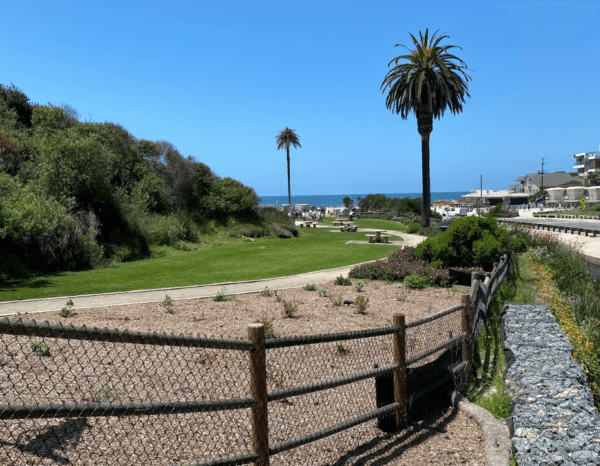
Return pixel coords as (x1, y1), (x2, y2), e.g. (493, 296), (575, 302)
(0, 83), (296, 281)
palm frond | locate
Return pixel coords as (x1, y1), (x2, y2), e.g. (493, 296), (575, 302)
(381, 28), (472, 120)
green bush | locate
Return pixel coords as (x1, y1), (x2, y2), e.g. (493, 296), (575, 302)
(335, 275), (352, 286)
(0, 174), (104, 278)
(414, 216), (512, 270)
(403, 273), (429, 289)
(349, 246), (449, 286)
(407, 221), (421, 234)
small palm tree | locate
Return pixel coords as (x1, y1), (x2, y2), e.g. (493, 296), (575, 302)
(588, 173), (599, 187)
(275, 127), (302, 207)
(381, 29), (472, 227)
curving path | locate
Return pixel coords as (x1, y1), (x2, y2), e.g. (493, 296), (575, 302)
(0, 230), (427, 316)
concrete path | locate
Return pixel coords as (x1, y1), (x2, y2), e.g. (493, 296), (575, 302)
(0, 230), (427, 316)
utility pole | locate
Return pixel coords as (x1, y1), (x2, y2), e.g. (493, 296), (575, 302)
(540, 158), (545, 196)
(480, 174), (482, 207)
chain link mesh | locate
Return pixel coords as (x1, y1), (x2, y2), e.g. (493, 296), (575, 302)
(0, 256), (509, 465)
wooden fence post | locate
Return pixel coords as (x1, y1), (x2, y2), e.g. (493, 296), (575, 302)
(248, 323), (269, 466)
(392, 314), (406, 430)
(461, 295), (472, 378)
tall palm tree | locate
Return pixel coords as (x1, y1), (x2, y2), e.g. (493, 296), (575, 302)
(275, 127), (302, 207)
(381, 29), (472, 227)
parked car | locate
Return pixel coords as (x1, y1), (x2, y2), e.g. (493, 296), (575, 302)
(442, 207), (467, 219)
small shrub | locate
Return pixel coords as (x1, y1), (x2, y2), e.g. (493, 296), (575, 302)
(335, 343), (346, 354)
(317, 287), (327, 297)
(95, 382), (116, 403)
(273, 290), (282, 302)
(255, 318), (276, 338)
(404, 273), (429, 290)
(335, 275), (352, 286)
(407, 221), (421, 234)
(356, 295), (369, 313)
(281, 299), (297, 318)
(59, 299), (75, 318)
(161, 294), (174, 314)
(397, 296), (405, 301)
(261, 287), (272, 297)
(31, 340), (50, 356)
(213, 287), (236, 302)
(354, 282), (363, 292)
(303, 283), (316, 291)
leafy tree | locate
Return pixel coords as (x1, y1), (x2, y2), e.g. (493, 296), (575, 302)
(381, 29), (471, 228)
(343, 196), (354, 210)
(588, 173), (599, 187)
(0, 130), (26, 176)
(275, 127), (302, 206)
(0, 84), (34, 129)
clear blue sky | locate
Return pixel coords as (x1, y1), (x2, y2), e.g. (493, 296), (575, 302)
(2, 1), (599, 197)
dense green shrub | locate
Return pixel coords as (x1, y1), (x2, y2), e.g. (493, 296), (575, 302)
(414, 216), (512, 270)
(0, 174), (103, 278)
(407, 221), (421, 234)
(349, 246), (449, 286)
(403, 273), (429, 289)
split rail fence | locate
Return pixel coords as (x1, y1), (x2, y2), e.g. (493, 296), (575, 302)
(0, 254), (509, 466)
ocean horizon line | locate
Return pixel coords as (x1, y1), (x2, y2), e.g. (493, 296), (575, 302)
(258, 192), (469, 208)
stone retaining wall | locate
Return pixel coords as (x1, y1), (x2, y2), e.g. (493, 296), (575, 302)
(501, 304), (600, 465)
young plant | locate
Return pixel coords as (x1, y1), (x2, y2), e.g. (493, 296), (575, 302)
(317, 287), (328, 297)
(355, 295), (369, 314)
(273, 290), (282, 302)
(281, 299), (297, 318)
(303, 283), (317, 291)
(255, 318), (276, 338)
(335, 275), (352, 286)
(261, 287), (272, 297)
(335, 343), (346, 354)
(213, 287), (236, 302)
(397, 295), (405, 302)
(354, 282), (363, 292)
(161, 294), (174, 314)
(95, 382), (116, 403)
(59, 299), (76, 318)
(31, 340), (50, 356)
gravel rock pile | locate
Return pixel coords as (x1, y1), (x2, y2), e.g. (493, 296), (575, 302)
(502, 303), (600, 466)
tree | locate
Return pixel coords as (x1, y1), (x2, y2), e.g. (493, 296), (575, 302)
(381, 29), (471, 227)
(588, 173), (599, 187)
(343, 196), (354, 210)
(275, 127), (302, 206)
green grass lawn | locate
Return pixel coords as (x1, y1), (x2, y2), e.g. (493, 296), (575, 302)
(0, 227), (403, 302)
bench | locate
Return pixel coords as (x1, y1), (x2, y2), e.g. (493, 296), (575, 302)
(366, 234), (376, 243)
(381, 235), (391, 243)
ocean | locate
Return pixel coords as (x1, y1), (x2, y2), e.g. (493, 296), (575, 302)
(258, 192), (468, 208)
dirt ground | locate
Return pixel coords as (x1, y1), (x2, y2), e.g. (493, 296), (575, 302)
(0, 280), (487, 465)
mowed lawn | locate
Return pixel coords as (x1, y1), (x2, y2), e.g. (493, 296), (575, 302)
(0, 224), (404, 302)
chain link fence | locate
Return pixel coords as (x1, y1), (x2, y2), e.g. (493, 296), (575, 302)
(0, 254), (509, 465)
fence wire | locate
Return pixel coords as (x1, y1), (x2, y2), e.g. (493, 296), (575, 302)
(0, 323), (254, 465)
(0, 255), (509, 466)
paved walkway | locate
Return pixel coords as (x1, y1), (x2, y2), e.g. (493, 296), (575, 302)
(0, 229), (427, 316)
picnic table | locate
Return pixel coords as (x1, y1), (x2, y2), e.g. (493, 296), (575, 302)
(366, 229), (391, 243)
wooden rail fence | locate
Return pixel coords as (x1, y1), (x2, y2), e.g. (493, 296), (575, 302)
(0, 255), (509, 466)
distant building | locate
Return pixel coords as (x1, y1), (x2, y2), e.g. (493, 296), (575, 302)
(462, 189), (529, 206)
(573, 145), (600, 179)
(511, 172), (581, 195)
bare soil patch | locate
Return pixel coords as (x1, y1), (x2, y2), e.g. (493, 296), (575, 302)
(0, 280), (486, 465)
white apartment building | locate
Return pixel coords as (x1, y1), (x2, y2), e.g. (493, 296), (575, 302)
(573, 145), (600, 178)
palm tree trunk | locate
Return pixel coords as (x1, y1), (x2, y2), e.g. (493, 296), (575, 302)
(421, 137), (431, 228)
(417, 110), (433, 228)
(287, 146), (291, 207)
